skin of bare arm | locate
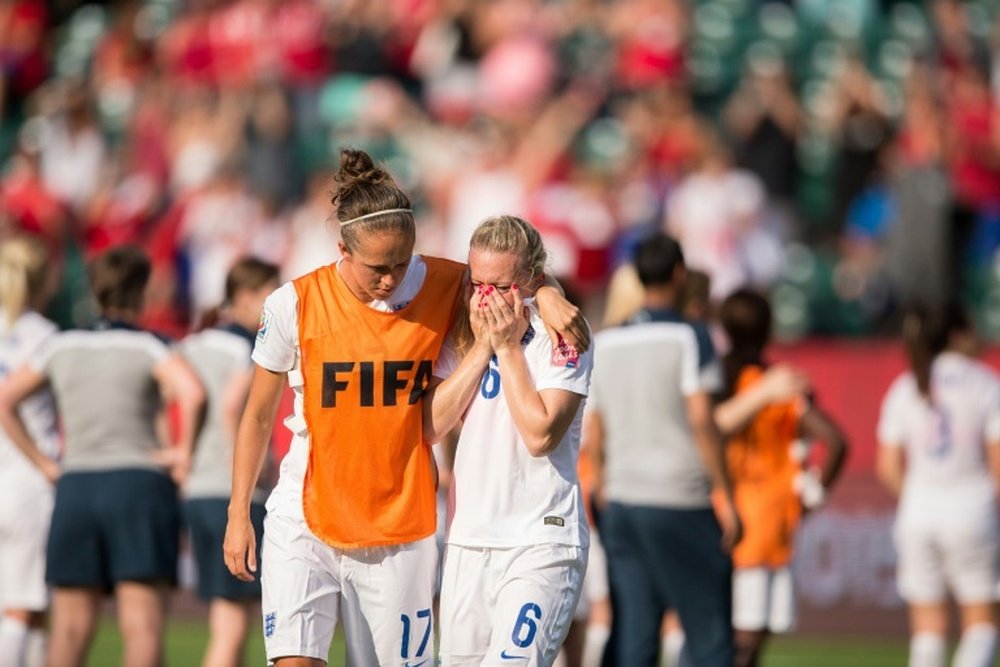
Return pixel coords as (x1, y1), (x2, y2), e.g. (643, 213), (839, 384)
(0, 365), (59, 481)
(224, 365), (286, 582)
(798, 405), (849, 489)
(713, 364), (810, 438)
(152, 352), (207, 485)
(421, 290), (494, 444)
(486, 286), (584, 457)
(687, 390), (743, 552)
(876, 445), (906, 498)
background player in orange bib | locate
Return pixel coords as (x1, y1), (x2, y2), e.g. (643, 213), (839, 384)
(222, 148), (588, 667)
(713, 290), (848, 667)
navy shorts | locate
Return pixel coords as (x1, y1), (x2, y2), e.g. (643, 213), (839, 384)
(185, 498), (265, 601)
(46, 469), (180, 590)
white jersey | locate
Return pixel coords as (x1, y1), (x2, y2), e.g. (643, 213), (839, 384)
(251, 256), (459, 522)
(0, 310), (59, 470)
(877, 352), (1000, 510)
(447, 307), (593, 549)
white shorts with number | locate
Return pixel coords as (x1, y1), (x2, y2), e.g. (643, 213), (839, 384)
(439, 543), (587, 667)
(0, 467), (52, 611)
(894, 500), (1000, 605)
(732, 566), (795, 633)
(260, 513), (438, 666)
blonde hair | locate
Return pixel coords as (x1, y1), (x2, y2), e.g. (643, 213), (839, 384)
(469, 215), (547, 286)
(454, 215), (548, 355)
(0, 236), (50, 330)
(601, 263), (644, 327)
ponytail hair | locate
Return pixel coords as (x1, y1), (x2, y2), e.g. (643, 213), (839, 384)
(719, 289), (772, 399)
(332, 148), (414, 252)
(0, 235), (50, 330)
(903, 303), (971, 400)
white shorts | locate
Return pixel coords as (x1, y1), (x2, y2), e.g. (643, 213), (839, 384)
(439, 543), (587, 667)
(0, 468), (52, 611)
(732, 567), (795, 633)
(894, 504), (1000, 605)
(575, 529), (609, 620)
(260, 513), (438, 666)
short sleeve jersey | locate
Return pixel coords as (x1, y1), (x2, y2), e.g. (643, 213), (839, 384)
(0, 310), (59, 470)
(447, 305), (593, 548)
(878, 351), (1000, 506)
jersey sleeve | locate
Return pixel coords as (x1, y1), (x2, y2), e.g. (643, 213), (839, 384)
(251, 282), (299, 373)
(877, 377), (908, 447)
(28, 335), (59, 375)
(679, 326), (702, 397)
(531, 322), (593, 397)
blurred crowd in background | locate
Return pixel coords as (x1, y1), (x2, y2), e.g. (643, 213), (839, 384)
(2, 0), (1000, 339)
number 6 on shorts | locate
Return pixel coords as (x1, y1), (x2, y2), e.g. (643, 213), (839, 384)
(512, 602), (541, 648)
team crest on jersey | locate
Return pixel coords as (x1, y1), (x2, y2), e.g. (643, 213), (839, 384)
(257, 308), (272, 343)
(550, 335), (578, 368)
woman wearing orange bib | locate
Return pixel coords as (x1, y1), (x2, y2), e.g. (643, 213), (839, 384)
(714, 290), (848, 667)
(222, 148), (587, 667)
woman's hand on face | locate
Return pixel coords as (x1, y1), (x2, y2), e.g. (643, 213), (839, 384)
(482, 284), (529, 352)
(469, 287), (493, 353)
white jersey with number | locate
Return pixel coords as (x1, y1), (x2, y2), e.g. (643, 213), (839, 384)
(878, 351), (1000, 511)
(0, 310), (60, 471)
(447, 306), (593, 549)
(251, 256), (459, 523)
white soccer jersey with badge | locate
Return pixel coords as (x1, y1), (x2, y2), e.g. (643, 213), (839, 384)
(878, 351), (1000, 507)
(447, 305), (593, 549)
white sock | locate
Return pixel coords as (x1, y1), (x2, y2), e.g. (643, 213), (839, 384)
(581, 624), (610, 667)
(953, 623), (998, 667)
(0, 617), (29, 667)
(910, 632), (946, 667)
(23, 629), (46, 667)
(661, 630), (686, 667)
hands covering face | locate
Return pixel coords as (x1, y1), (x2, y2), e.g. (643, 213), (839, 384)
(469, 283), (529, 353)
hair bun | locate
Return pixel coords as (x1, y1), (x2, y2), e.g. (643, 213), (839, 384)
(336, 148), (391, 189)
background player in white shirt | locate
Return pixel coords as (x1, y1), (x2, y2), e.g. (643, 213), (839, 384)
(877, 305), (1000, 667)
(440, 215), (594, 667)
(0, 236), (59, 667)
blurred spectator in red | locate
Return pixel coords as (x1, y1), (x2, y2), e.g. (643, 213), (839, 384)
(0, 125), (68, 248)
(609, 0), (688, 91)
(0, 0), (48, 117)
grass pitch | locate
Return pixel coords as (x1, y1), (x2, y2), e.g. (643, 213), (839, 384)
(86, 617), (910, 666)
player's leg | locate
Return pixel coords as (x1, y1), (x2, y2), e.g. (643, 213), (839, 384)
(481, 544), (587, 667)
(102, 470), (180, 667)
(45, 587), (102, 667)
(653, 508), (732, 667)
(260, 514), (342, 665)
(944, 506), (999, 667)
(579, 530), (610, 667)
(187, 498), (265, 667)
(340, 535), (437, 667)
(660, 610), (689, 667)
(597, 502), (663, 667)
(732, 568), (769, 667)
(439, 545), (494, 666)
(0, 482), (53, 667)
(896, 519), (947, 667)
(44, 472), (110, 667)
(115, 581), (170, 667)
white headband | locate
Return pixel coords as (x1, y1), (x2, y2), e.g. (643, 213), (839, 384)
(338, 208), (413, 226)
